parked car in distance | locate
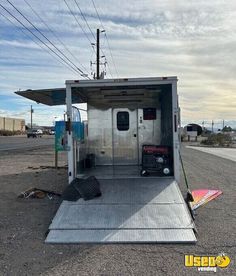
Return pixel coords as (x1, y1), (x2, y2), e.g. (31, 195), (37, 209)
(27, 129), (43, 138)
(48, 129), (55, 135)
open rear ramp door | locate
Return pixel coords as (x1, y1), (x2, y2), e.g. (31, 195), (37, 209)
(46, 178), (196, 243)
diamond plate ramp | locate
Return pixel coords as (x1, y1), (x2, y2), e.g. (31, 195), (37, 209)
(49, 204), (193, 230)
(46, 178), (196, 243)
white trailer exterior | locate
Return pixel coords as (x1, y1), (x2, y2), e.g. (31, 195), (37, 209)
(16, 76), (196, 243)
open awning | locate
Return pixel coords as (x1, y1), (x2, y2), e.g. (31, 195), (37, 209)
(15, 77), (176, 107)
(15, 85), (168, 109)
(15, 88), (84, 106)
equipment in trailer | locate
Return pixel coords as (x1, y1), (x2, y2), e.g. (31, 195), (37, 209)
(141, 145), (173, 176)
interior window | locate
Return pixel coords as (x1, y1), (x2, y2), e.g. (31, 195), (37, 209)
(117, 112), (129, 131)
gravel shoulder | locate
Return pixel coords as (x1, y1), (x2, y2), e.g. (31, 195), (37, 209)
(0, 145), (235, 276)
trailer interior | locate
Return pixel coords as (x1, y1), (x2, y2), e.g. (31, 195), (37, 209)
(79, 82), (174, 176)
(16, 77), (196, 243)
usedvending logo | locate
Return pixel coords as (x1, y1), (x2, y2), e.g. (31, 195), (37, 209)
(185, 253), (231, 272)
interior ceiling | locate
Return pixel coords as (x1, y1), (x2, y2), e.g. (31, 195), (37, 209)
(73, 86), (161, 109)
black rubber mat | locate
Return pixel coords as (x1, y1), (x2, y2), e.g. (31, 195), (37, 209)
(73, 176), (101, 201)
(62, 179), (81, 201)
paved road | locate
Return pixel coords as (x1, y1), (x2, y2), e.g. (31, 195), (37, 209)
(187, 146), (236, 162)
(0, 135), (54, 151)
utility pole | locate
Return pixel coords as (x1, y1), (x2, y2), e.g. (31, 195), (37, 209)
(91, 29), (106, 79)
(96, 28), (100, 79)
(30, 105), (33, 129)
(211, 120), (214, 133)
(222, 119), (225, 130)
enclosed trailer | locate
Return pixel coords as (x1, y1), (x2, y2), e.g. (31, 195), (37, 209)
(16, 76), (196, 243)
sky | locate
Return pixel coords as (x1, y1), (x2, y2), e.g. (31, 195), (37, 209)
(0, 0), (235, 128)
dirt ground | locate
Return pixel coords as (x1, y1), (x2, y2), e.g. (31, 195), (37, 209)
(0, 144), (235, 276)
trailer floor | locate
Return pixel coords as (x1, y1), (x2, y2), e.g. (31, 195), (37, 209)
(46, 177), (196, 243)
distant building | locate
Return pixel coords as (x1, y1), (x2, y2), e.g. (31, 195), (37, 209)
(0, 116), (25, 132)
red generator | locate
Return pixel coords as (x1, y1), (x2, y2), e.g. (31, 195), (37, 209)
(141, 145), (173, 176)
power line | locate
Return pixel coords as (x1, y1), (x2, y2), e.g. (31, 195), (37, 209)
(5, 0), (89, 78)
(91, 0), (104, 28)
(63, 0), (113, 78)
(73, 0), (96, 40)
(69, 0), (113, 78)
(64, 0), (112, 78)
(0, 10), (79, 75)
(63, 0), (93, 45)
(0, 3), (85, 76)
(7, 0), (86, 76)
(104, 33), (118, 77)
(101, 47), (113, 78)
(23, 0), (90, 76)
(91, 0), (118, 77)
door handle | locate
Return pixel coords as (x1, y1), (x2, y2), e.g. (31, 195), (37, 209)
(133, 134), (137, 137)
